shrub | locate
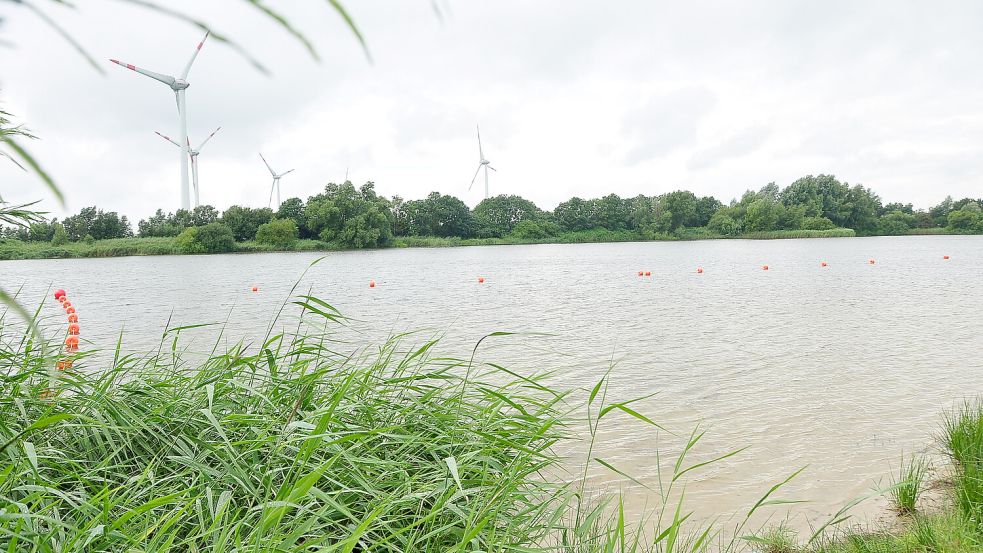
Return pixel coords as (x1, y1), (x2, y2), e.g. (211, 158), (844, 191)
(176, 222), (235, 254)
(175, 227), (204, 254)
(82, 234), (95, 245)
(801, 216), (836, 230)
(255, 218), (299, 248)
(509, 219), (558, 240)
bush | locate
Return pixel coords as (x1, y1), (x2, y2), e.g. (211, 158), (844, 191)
(509, 219), (558, 240)
(801, 216), (836, 230)
(176, 222), (235, 254)
(255, 218), (299, 248)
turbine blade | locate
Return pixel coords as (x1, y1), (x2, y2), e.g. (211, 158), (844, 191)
(468, 163), (482, 189)
(259, 153), (276, 176)
(110, 59), (175, 86)
(269, 179), (276, 208)
(279, 169), (295, 177)
(198, 126), (221, 150)
(180, 31), (209, 80)
(154, 131), (181, 148)
(488, 165), (497, 172)
(477, 125), (484, 160)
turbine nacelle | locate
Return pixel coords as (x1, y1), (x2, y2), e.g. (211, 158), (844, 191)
(172, 79), (190, 91)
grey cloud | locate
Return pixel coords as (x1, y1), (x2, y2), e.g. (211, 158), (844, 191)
(622, 86), (716, 165)
(688, 125), (770, 170)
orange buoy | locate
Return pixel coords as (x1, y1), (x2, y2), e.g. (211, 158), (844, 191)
(65, 336), (79, 349)
(478, 276), (485, 283)
(821, 261), (828, 267)
(697, 268), (704, 274)
(943, 255), (950, 260)
(369, 280), (376, 288)
(67, 314), (78, 323)
(644, 271), (651, 277)
(56, 359), (74, 370)
(869, 259), (876, 265)
(762, 265), (769, 271)
(65, 306), (76, 314)
(57, 296), (67, 304)
(68, 323), (80, 335)
(251, 285), (258, 292)
(62, 301), (72, 309)
(637, 271), (643, 276)
(54, 289), (66, 300)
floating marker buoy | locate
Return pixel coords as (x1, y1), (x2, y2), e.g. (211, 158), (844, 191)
(62, 301), (72, 309)
(638, 271), (644, 276)
(57, 296), (67, 304)
(645, 271), (651, 277)
(943, 255), (950, 260)
(869, 259), (876, 265)
(68, 323), (80, 335)
(821, 261), (828, 267)
(369, 280), (376, 288)
(65, 306), (76, 314)
(478, 276), (485, 283)
(762, 265), (769, 271)
(251, 286), (258, 292)
(697, 268), (704, 274)
(65, 336), (79, 349)
(56, 359), (74, 371)
(67, 314), (78, 323)
(54, 289), (66, 300)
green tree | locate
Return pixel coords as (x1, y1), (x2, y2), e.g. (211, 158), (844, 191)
(403, 192), (476, 237)
(255, 218), (299, 247)
(50, 223), (68, 245)
(305, 182), (393, 247)
(947, 209), (982, 232)
(553, 197), (594, 232)
(744, 198), (778, 232)
(877, 211), (913, 235)
(662, 190), (699, 230)
(472, 195), (543, 237)
(593, 194), (629, 231)
(189, 205), (220, 227)
(275, 197), (307, 235)
(707, 209), (741, 236)
(222, 205), (274, 242)
(842, 184), (882, 235)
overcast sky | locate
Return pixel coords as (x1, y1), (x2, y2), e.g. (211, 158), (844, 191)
(3, 1), (983, 221)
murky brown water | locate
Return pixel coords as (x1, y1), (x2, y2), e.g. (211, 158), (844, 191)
(3, 235), (982, 538)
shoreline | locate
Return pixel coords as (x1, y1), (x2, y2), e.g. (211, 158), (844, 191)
(1, 228), (976, 261)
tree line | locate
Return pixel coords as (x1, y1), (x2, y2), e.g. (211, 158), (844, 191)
(3, 175), (982, 252)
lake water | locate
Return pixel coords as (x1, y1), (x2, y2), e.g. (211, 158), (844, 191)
(3, 235), (982, 536)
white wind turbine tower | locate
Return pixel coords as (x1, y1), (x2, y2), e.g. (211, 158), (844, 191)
(155, 127), (221, 208)
(110, 32), (209, 211)
(468, 125), (497, 199)
(259, 153), (295, 210)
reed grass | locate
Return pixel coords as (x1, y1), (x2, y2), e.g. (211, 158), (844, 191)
(889, 454), (929, 514)
(0, 280), (820, 552)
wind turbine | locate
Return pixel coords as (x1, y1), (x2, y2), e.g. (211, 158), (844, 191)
(155, 127), (221, 208)
(259, 153), (294, 210)
(468, 125), (496, 199)
(110, 32), (209, 211)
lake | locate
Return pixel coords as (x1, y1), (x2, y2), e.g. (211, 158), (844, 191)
(3, 235), (982, 535)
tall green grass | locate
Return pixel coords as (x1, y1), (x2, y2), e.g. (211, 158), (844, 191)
(1, 282), (825, 551)
(889, 454), (929, 514)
